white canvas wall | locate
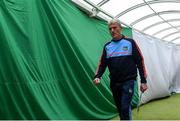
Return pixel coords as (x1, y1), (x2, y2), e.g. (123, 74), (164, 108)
(132, 30), (180, 103)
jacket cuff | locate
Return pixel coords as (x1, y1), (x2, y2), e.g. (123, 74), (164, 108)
(94, 75), (101, 79)
(141, 79), (147, 83)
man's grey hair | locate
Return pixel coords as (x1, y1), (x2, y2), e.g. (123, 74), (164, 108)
(108, 19), (122, 27)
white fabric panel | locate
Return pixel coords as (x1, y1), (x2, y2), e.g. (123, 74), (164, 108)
(171, 46), (180, 93)
(132, 30), (180, 103)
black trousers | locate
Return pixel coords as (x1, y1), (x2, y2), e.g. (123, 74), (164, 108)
(110, 80), (135, 120)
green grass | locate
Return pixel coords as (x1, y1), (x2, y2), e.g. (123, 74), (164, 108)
(111, 93), (180, 120)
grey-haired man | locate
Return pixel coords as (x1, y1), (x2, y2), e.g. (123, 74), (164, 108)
(93, 19), (148, 120)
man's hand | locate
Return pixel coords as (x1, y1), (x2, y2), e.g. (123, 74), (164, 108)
(140, 83), (148, 93)
(93, 78), (100, 85)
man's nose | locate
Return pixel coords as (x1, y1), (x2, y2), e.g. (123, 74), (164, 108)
(111, 28), (114, 32)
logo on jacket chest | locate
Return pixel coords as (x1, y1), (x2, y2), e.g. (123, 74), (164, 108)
(122, 46), (128, 51)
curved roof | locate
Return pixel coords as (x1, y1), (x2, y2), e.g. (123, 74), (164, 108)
(71, 0), (180, 44)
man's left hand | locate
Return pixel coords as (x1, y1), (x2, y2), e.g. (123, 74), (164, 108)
(140, 83), (148, 93)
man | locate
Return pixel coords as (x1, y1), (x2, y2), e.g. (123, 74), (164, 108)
(93, 19), (148, 120)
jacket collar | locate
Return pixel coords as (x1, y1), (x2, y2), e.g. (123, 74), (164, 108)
(111, 35), (125, 42)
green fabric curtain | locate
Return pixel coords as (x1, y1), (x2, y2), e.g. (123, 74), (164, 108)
(0, 0), (138, 119)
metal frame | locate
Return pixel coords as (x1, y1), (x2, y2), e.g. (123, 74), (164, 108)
(71, 0), (110, 21)
(161, 31), (180, 40)
(97, 0), (109, 7)
(91, 0), (109, 17)
(141, 19), (180, 32)
(72, 0), (180, 44)
(171, 36), (180, 42)
(83, 0), (113, 18)
(116, 0), (180, 43)
(83, 0), (129, 27)
(140, 0), (180, 38)
(153, 25), (180, 36)
(130, 10), (180, 26)
(115, 0), (180, 18)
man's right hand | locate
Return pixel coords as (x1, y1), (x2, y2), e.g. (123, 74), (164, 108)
(93, 78), (100, 85)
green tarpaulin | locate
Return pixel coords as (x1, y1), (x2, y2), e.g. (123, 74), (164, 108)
(0, 0), (138, 119)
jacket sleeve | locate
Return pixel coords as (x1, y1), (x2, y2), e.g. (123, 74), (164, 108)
(94, 46), (107, 79)
(132, 40), (147, 83)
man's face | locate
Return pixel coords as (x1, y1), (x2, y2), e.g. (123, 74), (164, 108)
(108, 23), (122, 39)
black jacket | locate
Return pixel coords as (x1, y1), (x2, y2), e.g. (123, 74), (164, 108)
(94, 35), (147, 84)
